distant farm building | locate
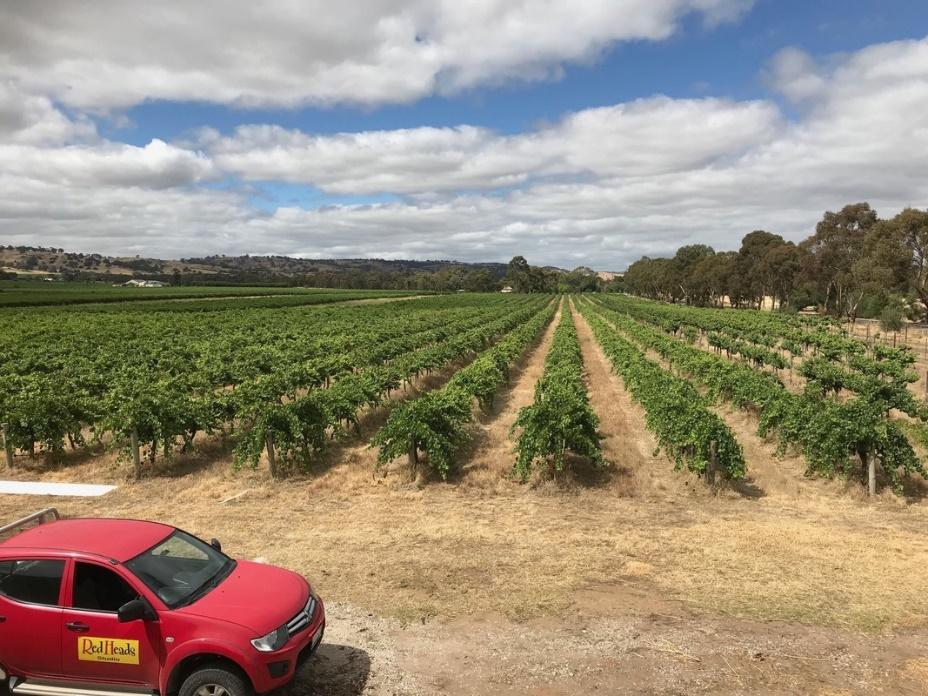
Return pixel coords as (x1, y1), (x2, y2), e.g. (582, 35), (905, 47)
(500, 286), (514, 293)
(123, 279), (167, 288)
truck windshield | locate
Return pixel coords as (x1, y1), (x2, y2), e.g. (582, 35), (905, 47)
(125, 530), (234, 609)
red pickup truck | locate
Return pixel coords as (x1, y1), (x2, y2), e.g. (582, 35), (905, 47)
(0, 509), (325, 696)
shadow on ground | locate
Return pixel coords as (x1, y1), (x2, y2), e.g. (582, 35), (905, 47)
(281, 643), (372, 696)
(729, 475), (766, 499)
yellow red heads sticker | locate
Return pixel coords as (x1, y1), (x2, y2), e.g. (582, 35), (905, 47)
(78, 637), (140, 665)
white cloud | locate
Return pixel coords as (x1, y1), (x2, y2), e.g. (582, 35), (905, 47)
(206, 97), (782, 193)
(0, 81), (96, 144)
(204, 124), (536, 194)
(0, 0), (752, 110)
(764, 47), (827, 103)
(0, 139), (215, 189)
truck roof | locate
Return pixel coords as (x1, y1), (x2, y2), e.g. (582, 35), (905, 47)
(0, 518), (175, 562)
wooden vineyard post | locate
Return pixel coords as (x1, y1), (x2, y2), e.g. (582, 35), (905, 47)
(867, 453), (877, 497)
(706, 440), (718, 486)
(866, 323), (870, 344)
(130, 428), (141, 479)
(408, 435), (418, 470)
(1, 423), (13, 469)
(924, 370), (927, 400)
(266, 433), (277, 478)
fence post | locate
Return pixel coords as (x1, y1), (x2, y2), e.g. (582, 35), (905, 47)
(867, 452), (877, 497)
(130, 428), (141, 479)
(2, 423), (13, 469)
(706, 440), (718, 486)
(266, 433), (277, 478)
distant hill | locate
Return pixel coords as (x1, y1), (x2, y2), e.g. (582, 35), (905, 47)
(1, 246), (217, 278)
(181, 254), (511, 278)
(0, 245), (626, 294)
(0, 245), (512, 282)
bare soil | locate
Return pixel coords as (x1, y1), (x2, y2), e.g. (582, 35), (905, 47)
(572, 300), (680, 497)
(4, 305), (928, 693)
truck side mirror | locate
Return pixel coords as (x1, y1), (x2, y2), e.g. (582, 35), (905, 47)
(118, 598), (155, 623)
(210, 538), (222, 552)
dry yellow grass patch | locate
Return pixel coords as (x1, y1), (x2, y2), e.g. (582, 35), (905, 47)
(903, 657), (928, 686)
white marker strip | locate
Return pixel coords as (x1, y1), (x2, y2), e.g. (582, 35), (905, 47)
(219, 489), (250, 504)
(0, 480), (116, 497)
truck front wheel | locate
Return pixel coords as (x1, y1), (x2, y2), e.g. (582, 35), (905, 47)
(178, 665), (254, 696)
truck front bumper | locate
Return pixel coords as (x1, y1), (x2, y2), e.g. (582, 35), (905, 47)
(248, 597), (326, 693)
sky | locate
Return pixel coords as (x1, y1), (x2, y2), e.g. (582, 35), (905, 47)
(1, 1), (927, 270)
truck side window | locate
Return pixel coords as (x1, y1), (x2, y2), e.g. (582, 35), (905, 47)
(73, 562), (139, 612)
(0, 559), (65, 605)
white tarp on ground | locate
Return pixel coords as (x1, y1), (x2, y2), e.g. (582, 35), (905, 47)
(0, 480), (116, 497)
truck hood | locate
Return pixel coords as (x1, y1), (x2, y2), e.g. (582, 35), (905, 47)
(177, 559), (309, 635)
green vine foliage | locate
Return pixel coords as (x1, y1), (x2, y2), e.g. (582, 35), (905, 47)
(0, 373), (92, 457)
(579, 303), (745, 480)
(234, 297), (549, 474)
(372, 301), (557, 480)
(372, 386), (474, 480)
(0, 294), (533, 469)
(511, 304), (605, 481)
(596, 295), (927, 493)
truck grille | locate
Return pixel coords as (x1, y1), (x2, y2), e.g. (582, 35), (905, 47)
(286, 595), (317, 637)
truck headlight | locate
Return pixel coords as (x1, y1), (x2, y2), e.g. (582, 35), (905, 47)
(251, 626), (288, 652)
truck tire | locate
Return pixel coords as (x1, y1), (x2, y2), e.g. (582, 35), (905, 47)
(178, 665), (254, 696)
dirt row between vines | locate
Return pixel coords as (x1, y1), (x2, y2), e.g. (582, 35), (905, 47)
(456, 303), (561, 487)
(570, 299), (681, 498)
(578, 303), (839, 500)
(584, 299), (920, 498)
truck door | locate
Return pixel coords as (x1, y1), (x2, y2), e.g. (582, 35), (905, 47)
(60, 560), (163, 688)
(0, 558), (64, 677)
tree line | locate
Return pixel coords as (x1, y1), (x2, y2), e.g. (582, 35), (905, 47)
(502, 256), (603, 293)
(619, 203), (928, 321)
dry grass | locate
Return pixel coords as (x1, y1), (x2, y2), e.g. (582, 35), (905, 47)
(903, 657), (928, 687)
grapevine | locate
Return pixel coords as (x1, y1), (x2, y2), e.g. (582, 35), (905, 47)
(510, 302), (605, 481)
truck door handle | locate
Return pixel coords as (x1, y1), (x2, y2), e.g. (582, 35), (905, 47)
(65, 621), (90, 633)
